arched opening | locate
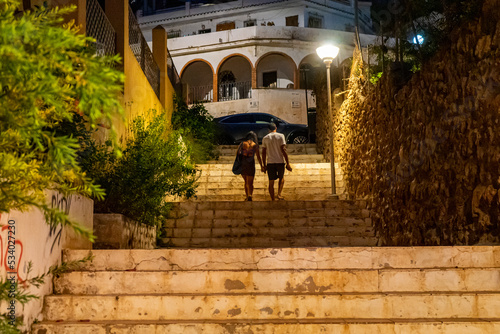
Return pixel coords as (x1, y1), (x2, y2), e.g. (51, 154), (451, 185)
(298, 54), (323, 90)
(256, 53), (296, 89)
(217, 55), (252, 101)
(181, 60), (214, 104)
(339, 57), (353, 92)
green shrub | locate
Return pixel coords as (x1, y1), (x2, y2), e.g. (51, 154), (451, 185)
(0, 0), (123, 239)
(85, 110), (197, 227)
(172, 96), (218, 163)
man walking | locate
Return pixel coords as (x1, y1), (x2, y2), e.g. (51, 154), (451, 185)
(262, 123), (292, 200)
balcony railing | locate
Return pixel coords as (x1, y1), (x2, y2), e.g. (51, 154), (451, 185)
(86, 0), (116, 56)
(167, 49), (182, 96)
(188, 85), (213, 104)
(129, 6), (161, 99)
(218, 81), (252, 102)
(167, 30), (182, 38)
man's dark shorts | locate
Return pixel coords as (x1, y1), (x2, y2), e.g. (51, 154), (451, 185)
(267, 163), (285, 181)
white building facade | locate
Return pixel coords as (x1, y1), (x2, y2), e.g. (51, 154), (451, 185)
(139, 0), (375, 125)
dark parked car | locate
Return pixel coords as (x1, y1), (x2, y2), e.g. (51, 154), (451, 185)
(214, 112), (309, 144)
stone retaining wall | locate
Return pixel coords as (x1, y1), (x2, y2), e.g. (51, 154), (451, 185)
(336, 0), (500, 245)
(93, 214), (156, 249)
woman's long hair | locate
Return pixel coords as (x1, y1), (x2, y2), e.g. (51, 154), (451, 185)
(245, 131), (258, 143)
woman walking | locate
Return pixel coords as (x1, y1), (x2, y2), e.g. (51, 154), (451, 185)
(237, 131), (263, 201)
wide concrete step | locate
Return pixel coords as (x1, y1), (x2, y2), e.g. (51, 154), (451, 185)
(167, 200), (367, 222)
(174, 187), (346, 202)
(63, 247), (500, 272)
(197, 181), (337, 191)
(195, 185), (336, 194)
(217, 144), (319, 156)
(190, 187), (345, 202)
(33, 321), (500, 334)
(209, 154), (325, 164)
(170, 217), (370, 229)
(189, 192), (341, 202)
(159, 235), (378, 248)
(164, 225), (373, 238)
(169, 200), (368, 212)
(53, 268), (500, 295)
(198, 162), (335, 172)
(199, 174), (334, 183)
(42, 293), (500, 322)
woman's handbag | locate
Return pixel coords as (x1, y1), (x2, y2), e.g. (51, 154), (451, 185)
(232, 144), (243, 175)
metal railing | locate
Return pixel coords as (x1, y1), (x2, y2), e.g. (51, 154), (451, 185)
(167, 49), (183, 96)
(129, 6), (161, 99)
(167, 30), (181, 38)
(188, 85), (213, 104)
(218, 81), (252, 101)
(86, 0), (116, 56)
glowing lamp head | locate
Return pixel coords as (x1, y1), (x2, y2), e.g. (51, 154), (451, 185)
(413, 35), (424, 44)
(316, 44), (340, 63)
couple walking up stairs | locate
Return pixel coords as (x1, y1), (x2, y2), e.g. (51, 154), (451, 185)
(33, 144), (500, 333)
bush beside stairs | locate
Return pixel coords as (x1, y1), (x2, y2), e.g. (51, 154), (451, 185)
(33, 145), (500, 333)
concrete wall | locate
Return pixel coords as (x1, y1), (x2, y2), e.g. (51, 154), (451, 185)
(139, 0), (373, 36)
(120, 45), (165, 141)
(204, 89), (315, 125)
(161, 26), (375, 72)
(0, 191), (93, 332)
(94, 214), (156, 249)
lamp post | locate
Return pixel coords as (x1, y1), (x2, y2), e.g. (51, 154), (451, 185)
(316, 44), (340, 196)
(299, 65), (310, 142)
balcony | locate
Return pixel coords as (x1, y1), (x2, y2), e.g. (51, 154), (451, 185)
(218, 81), (252, 102)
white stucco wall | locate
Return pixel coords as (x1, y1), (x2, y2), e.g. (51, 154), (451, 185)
(139, 0), (373, 37)
(0, 192), (93, 332)
(161, 26), (375, 75)
(203, 88), (316, 125)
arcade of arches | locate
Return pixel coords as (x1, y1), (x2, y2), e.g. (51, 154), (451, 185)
(181, 53), (348, 104)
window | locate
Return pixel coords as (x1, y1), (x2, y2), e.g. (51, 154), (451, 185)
(244, 19), (256, 27)
(262, 71), (277, 88)
(286, 15), (299, 27)
(254, 114), (282, 124)
(216, 21), (235, 31)
(345, 23), (354, 32)
(167, 30), (181, 38)
(198, 28), (211, 34)
(221, 114), (254, 123)
(308, 15), (323, 28)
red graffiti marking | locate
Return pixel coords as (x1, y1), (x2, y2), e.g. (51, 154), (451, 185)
(1, 225), (25, 283)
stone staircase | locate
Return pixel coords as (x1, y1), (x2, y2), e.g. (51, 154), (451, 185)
(159, 200), (377, 248)
(210, 144), (325, 164)
(173, 144), (345, 202)
(32, 246), (500, 333)
(160, 144), (367, 249)
(32, 144), (500, 333)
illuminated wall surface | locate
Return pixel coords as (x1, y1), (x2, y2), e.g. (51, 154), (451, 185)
(0, 192), (93, 332)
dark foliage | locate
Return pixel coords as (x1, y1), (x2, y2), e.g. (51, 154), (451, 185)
(172, 96), (218, 163)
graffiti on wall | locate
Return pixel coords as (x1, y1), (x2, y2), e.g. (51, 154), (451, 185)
(0, 194), (73, 282)
(0, 214), (25, 282)
(48, 194), (72, 254)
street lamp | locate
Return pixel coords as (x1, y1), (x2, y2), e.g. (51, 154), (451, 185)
(316, 44), (340, 196)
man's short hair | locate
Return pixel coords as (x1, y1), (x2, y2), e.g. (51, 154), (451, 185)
(268, 123), (277, 131)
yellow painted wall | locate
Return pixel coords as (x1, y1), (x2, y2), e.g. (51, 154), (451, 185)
(118, 46), (162, 141)
(107, 46), (175, 143)
(163, 73), (175, 121)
